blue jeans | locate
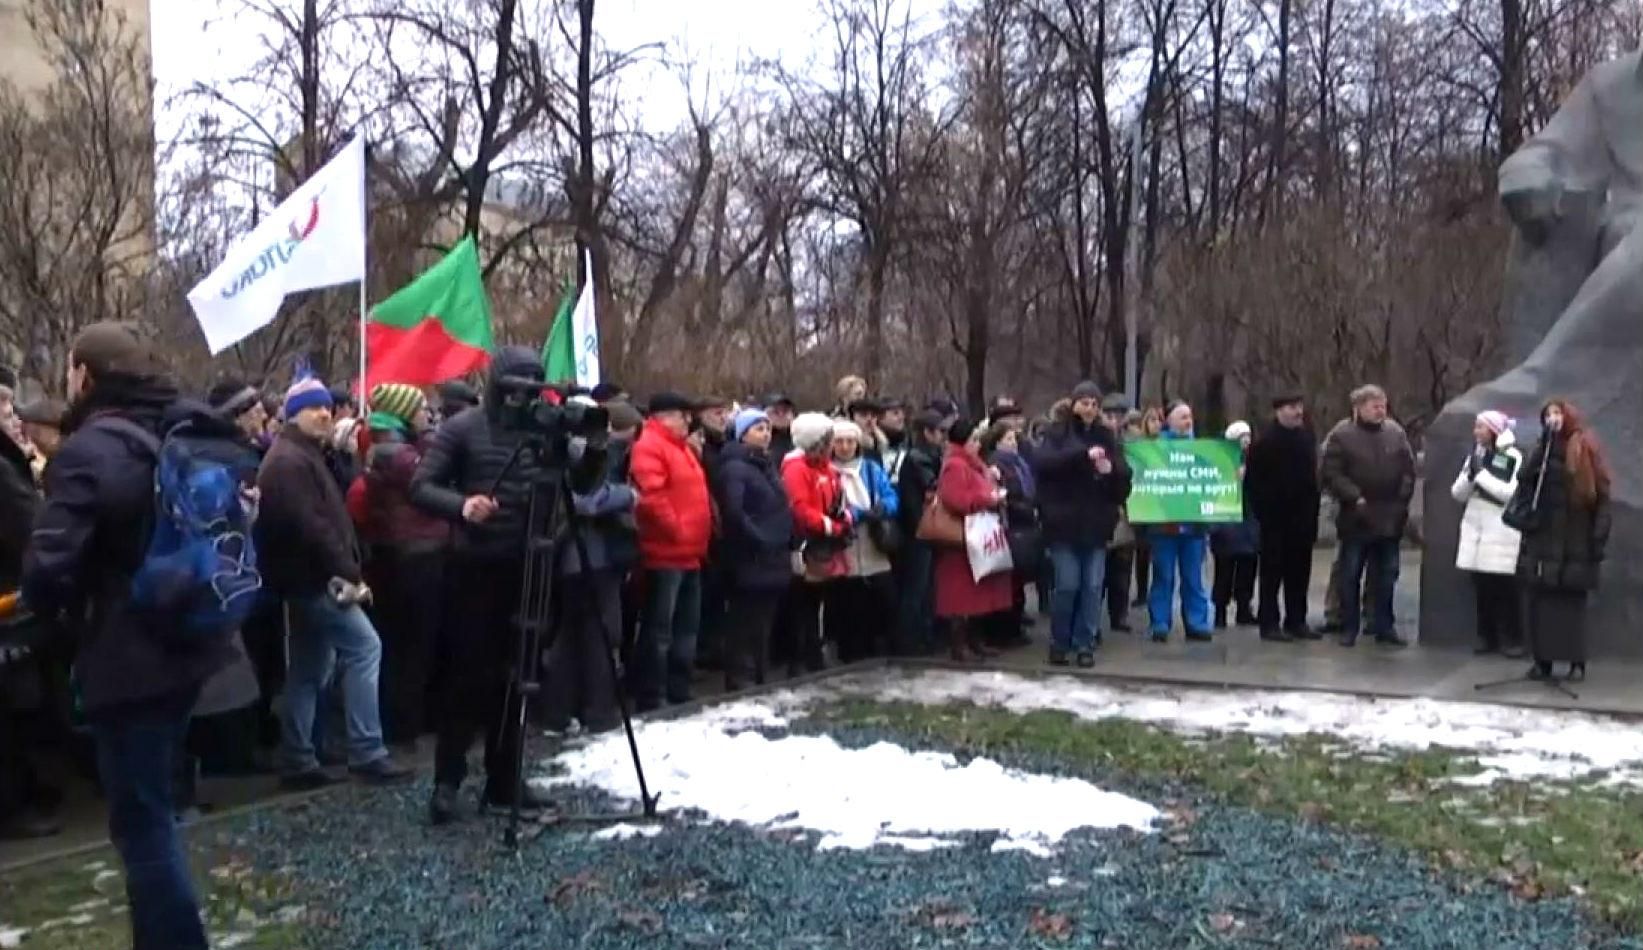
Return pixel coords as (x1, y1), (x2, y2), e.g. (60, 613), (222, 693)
(635, 568), (702, 708)
(90, 689), (208, 950)
(1048, 544), (1106, 653)
(1148, 534), (1212, 634)
(280, 594), (389, 772)
(1339, 537), (1400, 638)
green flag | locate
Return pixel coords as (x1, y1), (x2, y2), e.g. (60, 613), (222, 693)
(541, 280), (576, 383)
(366, 235), (493, 391)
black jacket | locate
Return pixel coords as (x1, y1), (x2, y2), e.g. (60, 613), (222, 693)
(716, 441), (794, 592)
(895, 441), (942, 537)
(411, 348), (605, 561)
(1031, 417), (1133, 548)
(1245, 421), (1320, 539)
(22, 380), (233, 715)
(257, 427), (363, 595)
(0, 432), (37, 591)
(1516, 434), (1611, 592)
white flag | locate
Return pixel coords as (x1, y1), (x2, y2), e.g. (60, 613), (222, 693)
(571, 250), (601, 387)
(188, 135), (367, 354)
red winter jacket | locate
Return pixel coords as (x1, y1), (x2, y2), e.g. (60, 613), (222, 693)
(631, 418), (713, 569)
(781, 451), (850, 539)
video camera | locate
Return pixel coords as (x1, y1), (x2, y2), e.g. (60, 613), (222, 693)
(490, 375), (610, 463)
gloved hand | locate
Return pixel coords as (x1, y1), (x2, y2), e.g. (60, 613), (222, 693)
(1467, 446), (1487, 479)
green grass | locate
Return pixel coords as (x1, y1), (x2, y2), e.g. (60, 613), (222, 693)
(0, 834), (313, 950)
(814, 698), (1643, 932)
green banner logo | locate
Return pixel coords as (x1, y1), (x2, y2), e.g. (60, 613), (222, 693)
(1124, 438), (1244, 524)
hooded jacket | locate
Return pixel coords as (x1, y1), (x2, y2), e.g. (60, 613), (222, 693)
(630, 417), (714, 570)
(357, 427), (450, 551)
(1031, 410), (1133, 548)
(412, 346), (605, 560)
(1450, 429), (1523, 576)
(23, 379), (234, 714)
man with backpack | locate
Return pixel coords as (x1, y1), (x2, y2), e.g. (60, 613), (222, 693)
(257, 375), (411, 790)
(22, 322), (231, 950)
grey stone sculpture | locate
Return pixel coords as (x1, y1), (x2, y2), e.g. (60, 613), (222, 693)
(1422, 49), (1643, 655)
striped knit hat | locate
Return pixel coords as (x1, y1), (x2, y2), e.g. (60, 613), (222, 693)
(283, 376), (332, 419)
(370, 383), (425, 423)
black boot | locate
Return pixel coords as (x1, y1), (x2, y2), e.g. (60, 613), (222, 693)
(1568, 662), (1586, 682)
(429, 783), (461, 826)
(1213, 608), (1228, 630)
(1235, 605), (1258, 626)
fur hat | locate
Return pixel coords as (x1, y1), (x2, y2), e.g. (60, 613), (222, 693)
(1225, 420), (1252, 442)
(830, 418), (863, 444)
(790, 412), (834, 452)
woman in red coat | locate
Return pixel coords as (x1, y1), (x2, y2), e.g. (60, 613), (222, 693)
(934, 419), (1013, 660)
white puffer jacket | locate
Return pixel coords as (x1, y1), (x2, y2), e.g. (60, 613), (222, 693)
(1450, 430), (1524, 576)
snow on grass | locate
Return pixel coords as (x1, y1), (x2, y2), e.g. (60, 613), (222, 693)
(0, 926), (26, 949)
(540, 694), (1160, 854)
(819, 669), (1643, 785)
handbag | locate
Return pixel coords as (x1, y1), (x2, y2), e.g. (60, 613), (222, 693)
(964, 510), (1015, 582)
(916, 495), (964, 546)
(1502, 441), (1550, 533)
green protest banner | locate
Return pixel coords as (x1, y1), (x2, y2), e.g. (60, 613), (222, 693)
(1123, 438), (1244, 524)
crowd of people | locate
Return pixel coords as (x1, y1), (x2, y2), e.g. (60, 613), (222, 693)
(0, 323), (1614, 950)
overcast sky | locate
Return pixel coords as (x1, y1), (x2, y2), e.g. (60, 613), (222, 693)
(148, 0), (950, 136)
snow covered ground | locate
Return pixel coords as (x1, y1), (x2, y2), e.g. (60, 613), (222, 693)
(541, 694), (1160, 855)
(822, 669), (1643, 786)
(540, 668), (1643, 855)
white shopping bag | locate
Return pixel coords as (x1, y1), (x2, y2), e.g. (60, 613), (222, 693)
(964, 511), (1014, 582)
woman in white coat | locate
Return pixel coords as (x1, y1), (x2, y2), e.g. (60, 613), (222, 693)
(1450, 410), (1525, 656)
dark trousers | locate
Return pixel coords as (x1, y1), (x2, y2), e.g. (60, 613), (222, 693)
(368, 546), (444, 745)
(893, 540), (935, 655)
(241, 595), (286, 748)
(1472, 572), (1522, 650)
(433, 557), (523, 795)
(1258, 526), (1314, 631)
(91, 689), (208, 950)
(697, 555), (729, 668)
(788, 580), (830, 674)
(543, 570), (622, 733)
(1213, 553), (1258, 618)
(1133, 541), (1152, 605)
(1105, 546), (1134, 625)
(632, 568), (702, 710)
(830, 573), (895, 663)
(1339, 536), (1400, 639)
(724, 587), (784, 691)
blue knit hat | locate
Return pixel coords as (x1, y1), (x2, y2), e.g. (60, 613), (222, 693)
(733, 407), (770, 442)
(283, 375), (333, 419)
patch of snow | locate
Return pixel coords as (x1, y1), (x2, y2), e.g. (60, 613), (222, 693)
(1046, 875), (1068, 887)
(991, 838), (1052, 857)
(819, 669), (1643, 786)
(592, 823), (665, 841)
(92, 869), (120, 888)
(0, 926), (27, 949)
(67, 898), (110, 913)
(216, 932), (255, 949)
(542, 697), (1159, 854)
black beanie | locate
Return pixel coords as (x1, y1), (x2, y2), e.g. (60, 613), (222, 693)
(947, 417), (978, 445)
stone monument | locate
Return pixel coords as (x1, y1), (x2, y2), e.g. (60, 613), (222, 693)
(1421, 48), (1643, 655)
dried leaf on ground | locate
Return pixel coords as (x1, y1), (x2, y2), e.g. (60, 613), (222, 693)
(616, 907), (663, 935)
(548, 871), (604, 908)
(913, 900), (975, 931)
(1343, 935), (1382, 949)
(1208, 912), (1243, 933)
(1029, 907), (1074, 940)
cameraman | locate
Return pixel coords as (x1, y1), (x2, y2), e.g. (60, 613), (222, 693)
(412, 347), (604, 825)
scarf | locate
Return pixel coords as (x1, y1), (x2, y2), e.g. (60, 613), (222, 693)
(835, 455), (873, 512)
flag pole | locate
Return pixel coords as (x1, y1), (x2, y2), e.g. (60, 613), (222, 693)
(357, 140), (370, 410)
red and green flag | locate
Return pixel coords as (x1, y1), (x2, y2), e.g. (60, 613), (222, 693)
(365, 235), (493, 392)
(541, 279), (576, 383)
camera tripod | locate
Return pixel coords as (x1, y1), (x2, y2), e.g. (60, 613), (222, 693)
(1473, 666), (1580, 701)
(491, 438), (660, 849)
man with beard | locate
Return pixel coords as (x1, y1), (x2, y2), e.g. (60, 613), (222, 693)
(23, 323), (231, 949)
(412, 347), (606, 824)
(1245, 394), (1324, 640)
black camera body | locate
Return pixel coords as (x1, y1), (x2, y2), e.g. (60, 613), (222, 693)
(490, 375), (610, 461)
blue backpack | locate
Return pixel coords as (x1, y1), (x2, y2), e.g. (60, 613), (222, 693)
(95, 414), (263, 642)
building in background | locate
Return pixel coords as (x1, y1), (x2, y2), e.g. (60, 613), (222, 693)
(0, 0), (151, 93)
